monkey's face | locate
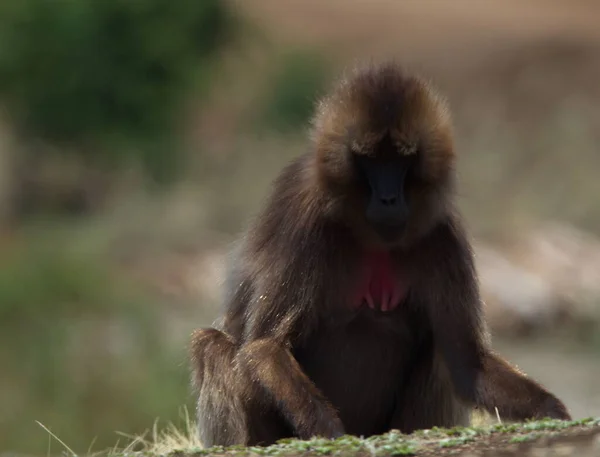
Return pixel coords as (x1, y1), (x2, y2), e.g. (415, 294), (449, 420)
(312, 64), (456, 247)
(350, 135), (418, 243)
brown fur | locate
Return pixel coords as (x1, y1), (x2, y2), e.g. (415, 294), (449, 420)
(189, 61), (571, 448)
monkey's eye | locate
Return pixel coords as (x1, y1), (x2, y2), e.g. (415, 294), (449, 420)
(350, 152), (373, 183)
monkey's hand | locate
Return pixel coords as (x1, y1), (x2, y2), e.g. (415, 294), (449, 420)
(451, 350), (573, 423)
(532, 394), (572, 421)
(299, 404), (345, 440)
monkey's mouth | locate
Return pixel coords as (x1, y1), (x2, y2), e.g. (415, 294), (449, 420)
(371, 221), (406, 243)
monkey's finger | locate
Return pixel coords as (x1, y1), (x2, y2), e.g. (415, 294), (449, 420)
(366, 293), (375, 309)
(381, 290), (390, 312)
(389, 288), (402, 311)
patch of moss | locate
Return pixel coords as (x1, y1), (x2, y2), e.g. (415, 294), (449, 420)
(509, 433), (541, 444)
(492, 417), (600, 435)
(112, 417), (600, 457)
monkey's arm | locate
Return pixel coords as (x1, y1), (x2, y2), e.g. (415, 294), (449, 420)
(235, 290), (345, 439)
(236, 337), (345, 439)
(233, 219), (346, 439)
(422, 219), (571, 421)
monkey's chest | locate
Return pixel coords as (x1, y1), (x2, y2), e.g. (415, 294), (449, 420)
(351, 250), (410, 313)
(294, 316), (418, 436)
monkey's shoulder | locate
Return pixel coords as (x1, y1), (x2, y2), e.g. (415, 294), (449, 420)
(412, 213), (474, 260)
(245, 153), (345, 255)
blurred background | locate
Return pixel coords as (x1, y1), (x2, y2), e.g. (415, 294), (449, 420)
(1, 0), (600, 454)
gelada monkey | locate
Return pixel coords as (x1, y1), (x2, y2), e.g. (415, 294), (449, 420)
(190, 61), (571, 447)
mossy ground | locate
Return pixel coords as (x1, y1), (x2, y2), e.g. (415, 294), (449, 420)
(109, 418), (600, 457)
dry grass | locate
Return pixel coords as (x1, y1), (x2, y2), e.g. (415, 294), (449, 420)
(112, 408), (203, 456)
(34, 407), (203, 457)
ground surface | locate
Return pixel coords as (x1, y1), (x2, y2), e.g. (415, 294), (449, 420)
(124, 419), (600, 457)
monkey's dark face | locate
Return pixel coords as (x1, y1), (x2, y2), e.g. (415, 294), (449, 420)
(352, 136), (418, 242)
(312, 62), (456, 246)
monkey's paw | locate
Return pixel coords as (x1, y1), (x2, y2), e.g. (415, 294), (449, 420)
(302, 408), (345, 440)
(316, 417), (345, 440)
(534, 395), (572, 421)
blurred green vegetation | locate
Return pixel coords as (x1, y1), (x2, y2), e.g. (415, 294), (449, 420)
(256, 50), (330, 133)
(0, 222), (194, 454)
(0, 0), (238, 453)
(0, 4), (335, 447)
(0, 0), (232, 183)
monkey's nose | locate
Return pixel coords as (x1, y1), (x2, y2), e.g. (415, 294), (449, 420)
(379, 195), (398, 206)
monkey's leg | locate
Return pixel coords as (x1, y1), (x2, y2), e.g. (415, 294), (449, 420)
(237, 338), (345, 440)
(389, 349), (470, 433)
(190, 329), (292, 447)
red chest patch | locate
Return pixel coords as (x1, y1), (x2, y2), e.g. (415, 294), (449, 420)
(352, 250), (409, 312)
